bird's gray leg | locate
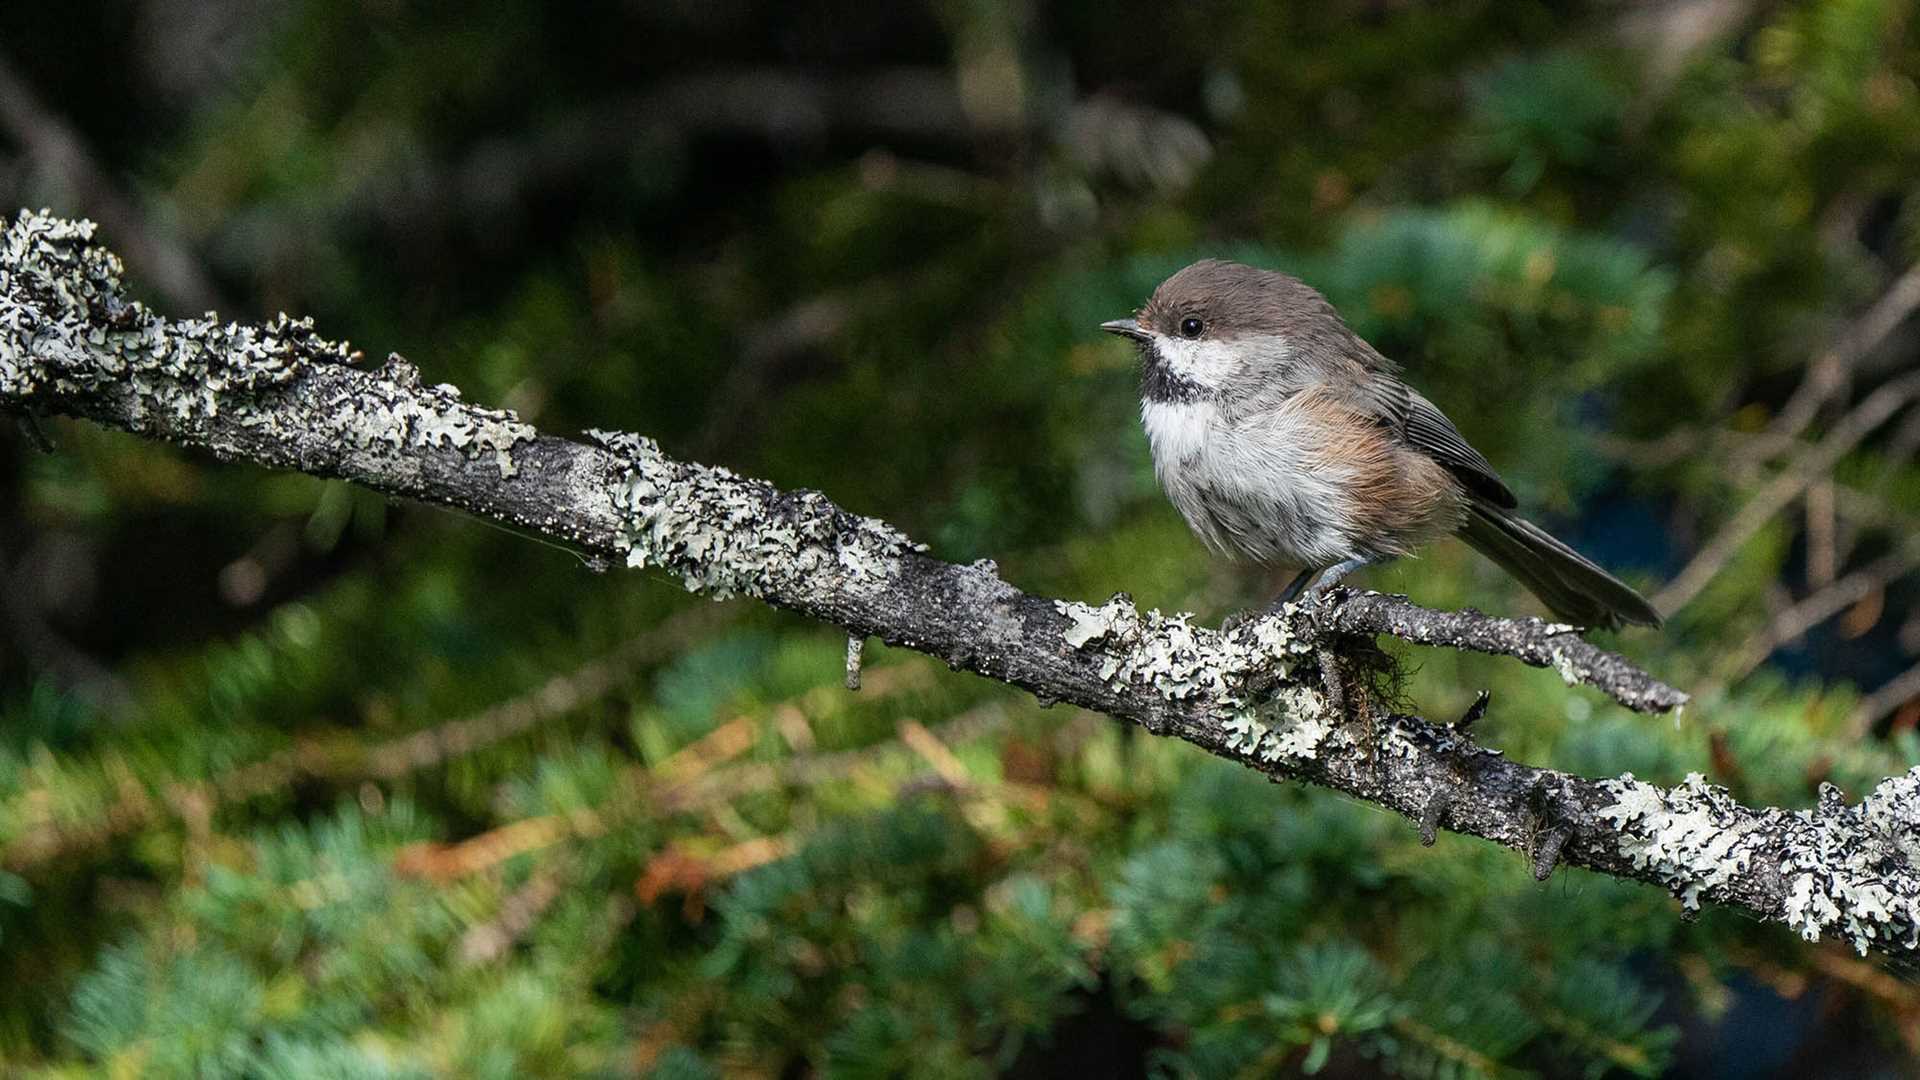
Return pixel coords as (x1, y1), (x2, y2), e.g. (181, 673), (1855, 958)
(1257, 567), (1317, 616)
(1274, 567), (1317, 606)
(1306, 554), (1375, 599)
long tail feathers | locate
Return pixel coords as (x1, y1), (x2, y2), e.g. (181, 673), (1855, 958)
(1459, 502), (1661, 630)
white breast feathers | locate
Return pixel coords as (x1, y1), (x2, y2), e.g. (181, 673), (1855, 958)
(1141, 398), (1213, 469)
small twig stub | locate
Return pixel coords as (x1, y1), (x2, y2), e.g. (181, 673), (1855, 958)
(844, 635), (865, 691)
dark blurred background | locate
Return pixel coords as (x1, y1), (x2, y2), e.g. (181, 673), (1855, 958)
(3, 1), (1920, 1075)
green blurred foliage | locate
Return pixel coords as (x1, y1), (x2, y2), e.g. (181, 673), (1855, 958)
(4, 0), (1920, 1075)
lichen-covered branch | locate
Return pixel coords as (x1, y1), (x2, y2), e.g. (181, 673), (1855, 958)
(1309, 591), (1688, 713)
(6, 209), (1919, 966)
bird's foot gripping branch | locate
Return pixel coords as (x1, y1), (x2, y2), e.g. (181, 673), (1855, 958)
(5, 209), (1919, 966)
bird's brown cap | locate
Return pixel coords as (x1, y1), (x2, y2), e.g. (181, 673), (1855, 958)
(1137, 259), (1341, 341)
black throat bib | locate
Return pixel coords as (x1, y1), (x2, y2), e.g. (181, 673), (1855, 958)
(1140, 343), (1209, 405)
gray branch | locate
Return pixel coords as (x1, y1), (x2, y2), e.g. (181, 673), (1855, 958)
(6, 210), (1919, 967)
(1310, 592), (1687, 714)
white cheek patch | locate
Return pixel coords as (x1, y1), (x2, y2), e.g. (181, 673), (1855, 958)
(1152, 337), (1227, 384)
(1153, 333), (1291, 387)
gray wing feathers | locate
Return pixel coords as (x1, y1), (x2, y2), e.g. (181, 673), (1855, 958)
(1401, 389), (1516, 508)
(1346, 367), (1516, 507)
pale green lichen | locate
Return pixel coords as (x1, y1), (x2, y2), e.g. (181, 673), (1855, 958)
(1052, 595), (1328, 761)
(1597, 772), (1757, 912)
(1548, 645), (1582, 688)
(590, 428), (924, 601)
(1, 213), (322, 405)
(1222, 687), (1331, 762)
(1379, 722), (1427, 762)
(0, 210), (535, 478)
(1600, 768), (1920, 954)
(1060, 603), (1117, 649)
(361, 356), (535, 478)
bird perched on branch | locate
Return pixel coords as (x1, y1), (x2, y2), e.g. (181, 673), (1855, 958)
(1103, 259), (1660, 631)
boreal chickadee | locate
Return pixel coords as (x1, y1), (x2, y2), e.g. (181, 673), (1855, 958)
(1102, 259), (1660, 631)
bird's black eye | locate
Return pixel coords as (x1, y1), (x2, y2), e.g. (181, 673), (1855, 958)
(1179, 316), (1204, 339)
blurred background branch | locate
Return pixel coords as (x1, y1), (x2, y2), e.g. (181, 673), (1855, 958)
(0, 52), (222, 312)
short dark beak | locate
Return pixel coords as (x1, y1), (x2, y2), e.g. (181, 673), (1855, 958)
(1100, 318), (1148, 342)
